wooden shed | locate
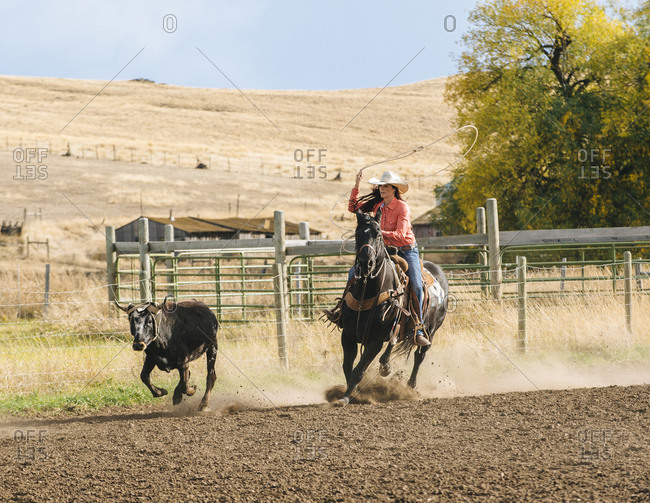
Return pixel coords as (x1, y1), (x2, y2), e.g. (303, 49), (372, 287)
(412, 210), (440, 239)
(115, 216), (322, 242)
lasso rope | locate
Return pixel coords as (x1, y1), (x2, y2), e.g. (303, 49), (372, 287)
(329, 125), (479, 239)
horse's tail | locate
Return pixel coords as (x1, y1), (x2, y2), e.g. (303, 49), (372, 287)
(393, 337), (416, 358)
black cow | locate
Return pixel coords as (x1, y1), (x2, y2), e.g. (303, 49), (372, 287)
(115, 296), (218, 411)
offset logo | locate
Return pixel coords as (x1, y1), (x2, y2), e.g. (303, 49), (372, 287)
(293, 429), (328, 461)
(444, 15), (457, 32)
(577, 428), (613, 461)
(578, 148), (611, 180)
(163, 14), (177, 33)
(14, 429), (48, 462)
(293, 148), (327, 179)
(13, 147), (48, 181)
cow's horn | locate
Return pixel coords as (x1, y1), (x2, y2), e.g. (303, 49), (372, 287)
(114, 299), (129, 312)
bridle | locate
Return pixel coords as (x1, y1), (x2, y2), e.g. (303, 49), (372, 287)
(354, 243), (386, 280)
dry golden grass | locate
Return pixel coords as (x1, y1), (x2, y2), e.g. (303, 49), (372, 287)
(2, 261), (650, 398)
(0, 74), (459, 281)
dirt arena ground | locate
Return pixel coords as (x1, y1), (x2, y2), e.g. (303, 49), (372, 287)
(1, 384), (649, 502)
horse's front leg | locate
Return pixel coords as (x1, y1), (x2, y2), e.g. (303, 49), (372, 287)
(341, 330), (358, 386)
(378, 342), (394, 377)
(337, 339), (384, 406)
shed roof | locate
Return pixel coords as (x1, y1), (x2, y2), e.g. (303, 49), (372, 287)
(145, 217), (232, 233)
(195, 217), (322, 235)
(412, 210), (436, 225)
(125, 216), (322, 236)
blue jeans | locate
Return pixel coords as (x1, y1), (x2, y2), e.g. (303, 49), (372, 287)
(347, 246), (424, 321)
(399, 247), (423, 322)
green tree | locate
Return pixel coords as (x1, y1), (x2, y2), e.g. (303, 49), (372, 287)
(438, 0), (650, 233)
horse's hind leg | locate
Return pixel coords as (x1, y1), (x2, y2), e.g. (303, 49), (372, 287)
(199, 343), (217, 412)
(379, 342), (394, 377)
(407, 345), (430, 388)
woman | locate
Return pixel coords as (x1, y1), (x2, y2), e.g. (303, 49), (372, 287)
(332, 169), (429, 347)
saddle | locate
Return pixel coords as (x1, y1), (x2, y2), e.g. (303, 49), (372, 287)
(322, 250), (444, 342)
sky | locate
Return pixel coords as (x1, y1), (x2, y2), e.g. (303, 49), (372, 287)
(0, 0), (480, 91)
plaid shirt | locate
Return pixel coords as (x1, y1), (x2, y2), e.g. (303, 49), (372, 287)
(348, 187), (416, 248)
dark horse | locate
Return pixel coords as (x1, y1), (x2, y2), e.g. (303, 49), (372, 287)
(336, 210), (449, 406)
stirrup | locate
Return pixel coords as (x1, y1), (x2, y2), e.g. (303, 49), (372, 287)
(413, 324), (430, 347)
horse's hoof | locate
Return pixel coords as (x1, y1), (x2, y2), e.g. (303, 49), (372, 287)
(198, 406), (211, 412)
(186, 386), (196, 396)
(379, 364), (392, 377)
(333, 397), (350, 408)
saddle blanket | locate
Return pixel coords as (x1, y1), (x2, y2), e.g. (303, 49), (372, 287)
(427, 277), (445, 307)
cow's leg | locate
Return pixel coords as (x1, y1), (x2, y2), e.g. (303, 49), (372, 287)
(341, 331), (358, 386)
(198, 343), (217, 412)
(407, 345), (430, 388)
(185, 370), (196, 396)
(173, 364), (194, 406)
(336, 339), (383, 407)
(379, 342), (394, 377)
(141, 355), (167, 398)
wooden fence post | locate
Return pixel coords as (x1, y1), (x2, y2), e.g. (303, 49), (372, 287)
(476, 207), (488, 298)
(164, 224), (176, 297)
(486, 198), (502, 300)
(273, 210), (289, 368)
(106, 226), (117, 307)
(43, 263), (50, 319)
(297, 222), (310, 318)
(624, 251), (633, 334)
(17, 265), (21, 319)
(139, 218), (152, 303)
(517, 255), (527, 353)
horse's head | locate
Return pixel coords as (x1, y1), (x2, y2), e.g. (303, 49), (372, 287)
(355, 209), (384, 278)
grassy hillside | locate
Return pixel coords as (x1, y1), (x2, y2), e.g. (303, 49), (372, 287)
(0, 75), (458, 272)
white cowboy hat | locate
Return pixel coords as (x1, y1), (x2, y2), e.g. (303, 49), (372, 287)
(367, 170), (409, 194)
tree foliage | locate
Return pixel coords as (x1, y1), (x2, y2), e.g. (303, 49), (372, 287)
(437, 0), (650, 233)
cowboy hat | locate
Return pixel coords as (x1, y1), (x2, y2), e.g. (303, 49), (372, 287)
(367, 171), (409, 194)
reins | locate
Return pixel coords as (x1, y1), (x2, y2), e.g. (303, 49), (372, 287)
(353, 242), (394, 349)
